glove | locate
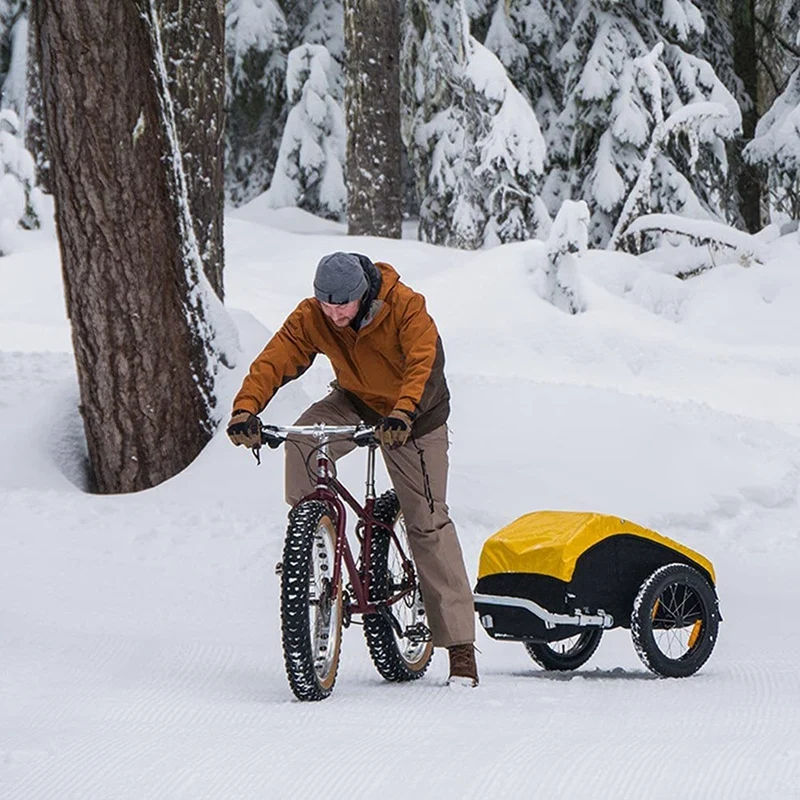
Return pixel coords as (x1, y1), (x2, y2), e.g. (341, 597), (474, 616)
(226, 409), (262, 448)
(377, 410), (413, 450)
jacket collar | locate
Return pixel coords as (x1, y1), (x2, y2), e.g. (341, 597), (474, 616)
(358, 262), (399, 331)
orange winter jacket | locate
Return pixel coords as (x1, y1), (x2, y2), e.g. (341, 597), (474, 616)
(232, 262), (450, 436)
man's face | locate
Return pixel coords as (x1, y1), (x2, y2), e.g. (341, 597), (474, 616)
(318, 298), (360, 327)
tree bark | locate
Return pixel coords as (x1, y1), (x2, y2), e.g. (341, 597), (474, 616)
(732, 0), (762, 232)
(344, 0), (402, 238)
(33, 0), (223, 494)
(157, 0), (225, 300)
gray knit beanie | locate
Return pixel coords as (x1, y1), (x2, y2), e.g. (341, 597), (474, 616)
(314, 252), (368, 304)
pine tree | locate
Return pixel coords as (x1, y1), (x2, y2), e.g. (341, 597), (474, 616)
(225, 0), (289, 205)
(292, 0), (344, 61)
(553, 0), (741, 247)
(476, 0), (576, 216)
(264, 43), (346, 220)
(744, 58), (800, 221)
(693, 0), (750, 230)
(402, 0), (547, 248)
(481, 1), (574, 133)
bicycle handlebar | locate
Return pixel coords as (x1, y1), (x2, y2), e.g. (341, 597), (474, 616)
(260, 422), (376, 449)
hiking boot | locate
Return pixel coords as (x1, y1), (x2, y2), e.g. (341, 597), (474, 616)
(447, 643), (479, 687)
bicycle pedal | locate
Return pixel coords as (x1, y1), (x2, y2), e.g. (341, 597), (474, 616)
(404, 623), (432, 643)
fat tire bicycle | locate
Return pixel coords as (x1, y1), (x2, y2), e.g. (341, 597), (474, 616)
(260, 422), (433, 701)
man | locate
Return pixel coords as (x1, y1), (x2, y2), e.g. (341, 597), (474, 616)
(227, 251), (478, 687)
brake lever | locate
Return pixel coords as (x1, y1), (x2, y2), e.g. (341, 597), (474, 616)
(352, 426), (376, 448)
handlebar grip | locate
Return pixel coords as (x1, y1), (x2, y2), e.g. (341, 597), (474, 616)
(261, 425), (284, 449)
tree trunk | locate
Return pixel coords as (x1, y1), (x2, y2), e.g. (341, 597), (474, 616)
(33, 0), (225, 494)
(344, 0), (402, 238)
(157, 0), (225, 300)
(732, 0), (762, 232)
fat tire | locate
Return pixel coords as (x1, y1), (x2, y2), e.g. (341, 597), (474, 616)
(280, 500), (342, 701)
(363, 490), (433, 682)
(524, 629), (603, 671)
(631, 563), (719, 678)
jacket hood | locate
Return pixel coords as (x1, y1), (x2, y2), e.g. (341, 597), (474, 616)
(375, 262), (400, 299)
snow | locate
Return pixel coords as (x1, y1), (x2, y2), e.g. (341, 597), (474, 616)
(2, 204), (800, 797)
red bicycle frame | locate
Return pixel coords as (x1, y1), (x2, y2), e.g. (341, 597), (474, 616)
(279, 424), (417, 619)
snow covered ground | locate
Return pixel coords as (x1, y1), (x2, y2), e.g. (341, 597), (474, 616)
(2, 202), (800, 798)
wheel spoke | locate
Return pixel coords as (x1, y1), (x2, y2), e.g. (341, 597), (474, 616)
(653, 583), (703, 659)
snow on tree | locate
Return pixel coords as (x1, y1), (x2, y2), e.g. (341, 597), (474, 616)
(468, 41), (550, 245)
(607, 42), (735, 251)
(401, 0), (476, 247)
(745, 59), (800, 223)
(402, 0), (548, 249)
(288, 0), (344, 62)
(552, 0), (741, 248)
(225, 0), (288, 205)
(157, 0), (226, 300)
(619, 211), (769, 271)
(528, 198), (588, 314)
(476, 0), (576, 216)
(0, 107), (38, 254)
(1, 2), (49, 192)
(480, 1), (574, 135)
(692, 0), (750, 230)
(0, 1), (27, 118)
(264, 42), (346, 220)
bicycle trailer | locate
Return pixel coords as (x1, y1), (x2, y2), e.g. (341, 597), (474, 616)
(473, 511), (721, 677)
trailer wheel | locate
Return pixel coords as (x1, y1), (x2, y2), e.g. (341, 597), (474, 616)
(631, 563), (719, 678)
(524, 629), (603, 671)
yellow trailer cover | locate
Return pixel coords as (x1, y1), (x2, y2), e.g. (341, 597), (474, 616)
(478, 511), (715, 585)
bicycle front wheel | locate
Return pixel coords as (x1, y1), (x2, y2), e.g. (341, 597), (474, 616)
(280, 500), (343, 701)
(363, 490), (433, 682)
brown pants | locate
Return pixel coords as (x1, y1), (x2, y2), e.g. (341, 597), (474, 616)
(285, 390), (475, 648)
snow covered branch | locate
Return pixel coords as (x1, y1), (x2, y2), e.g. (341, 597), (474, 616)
(609, 96), (733, 252)
(620, 213), (768, 271)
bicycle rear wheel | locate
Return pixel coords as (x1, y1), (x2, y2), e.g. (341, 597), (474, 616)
(363, 490), (433, 682)
(280, 500), (343, 701)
